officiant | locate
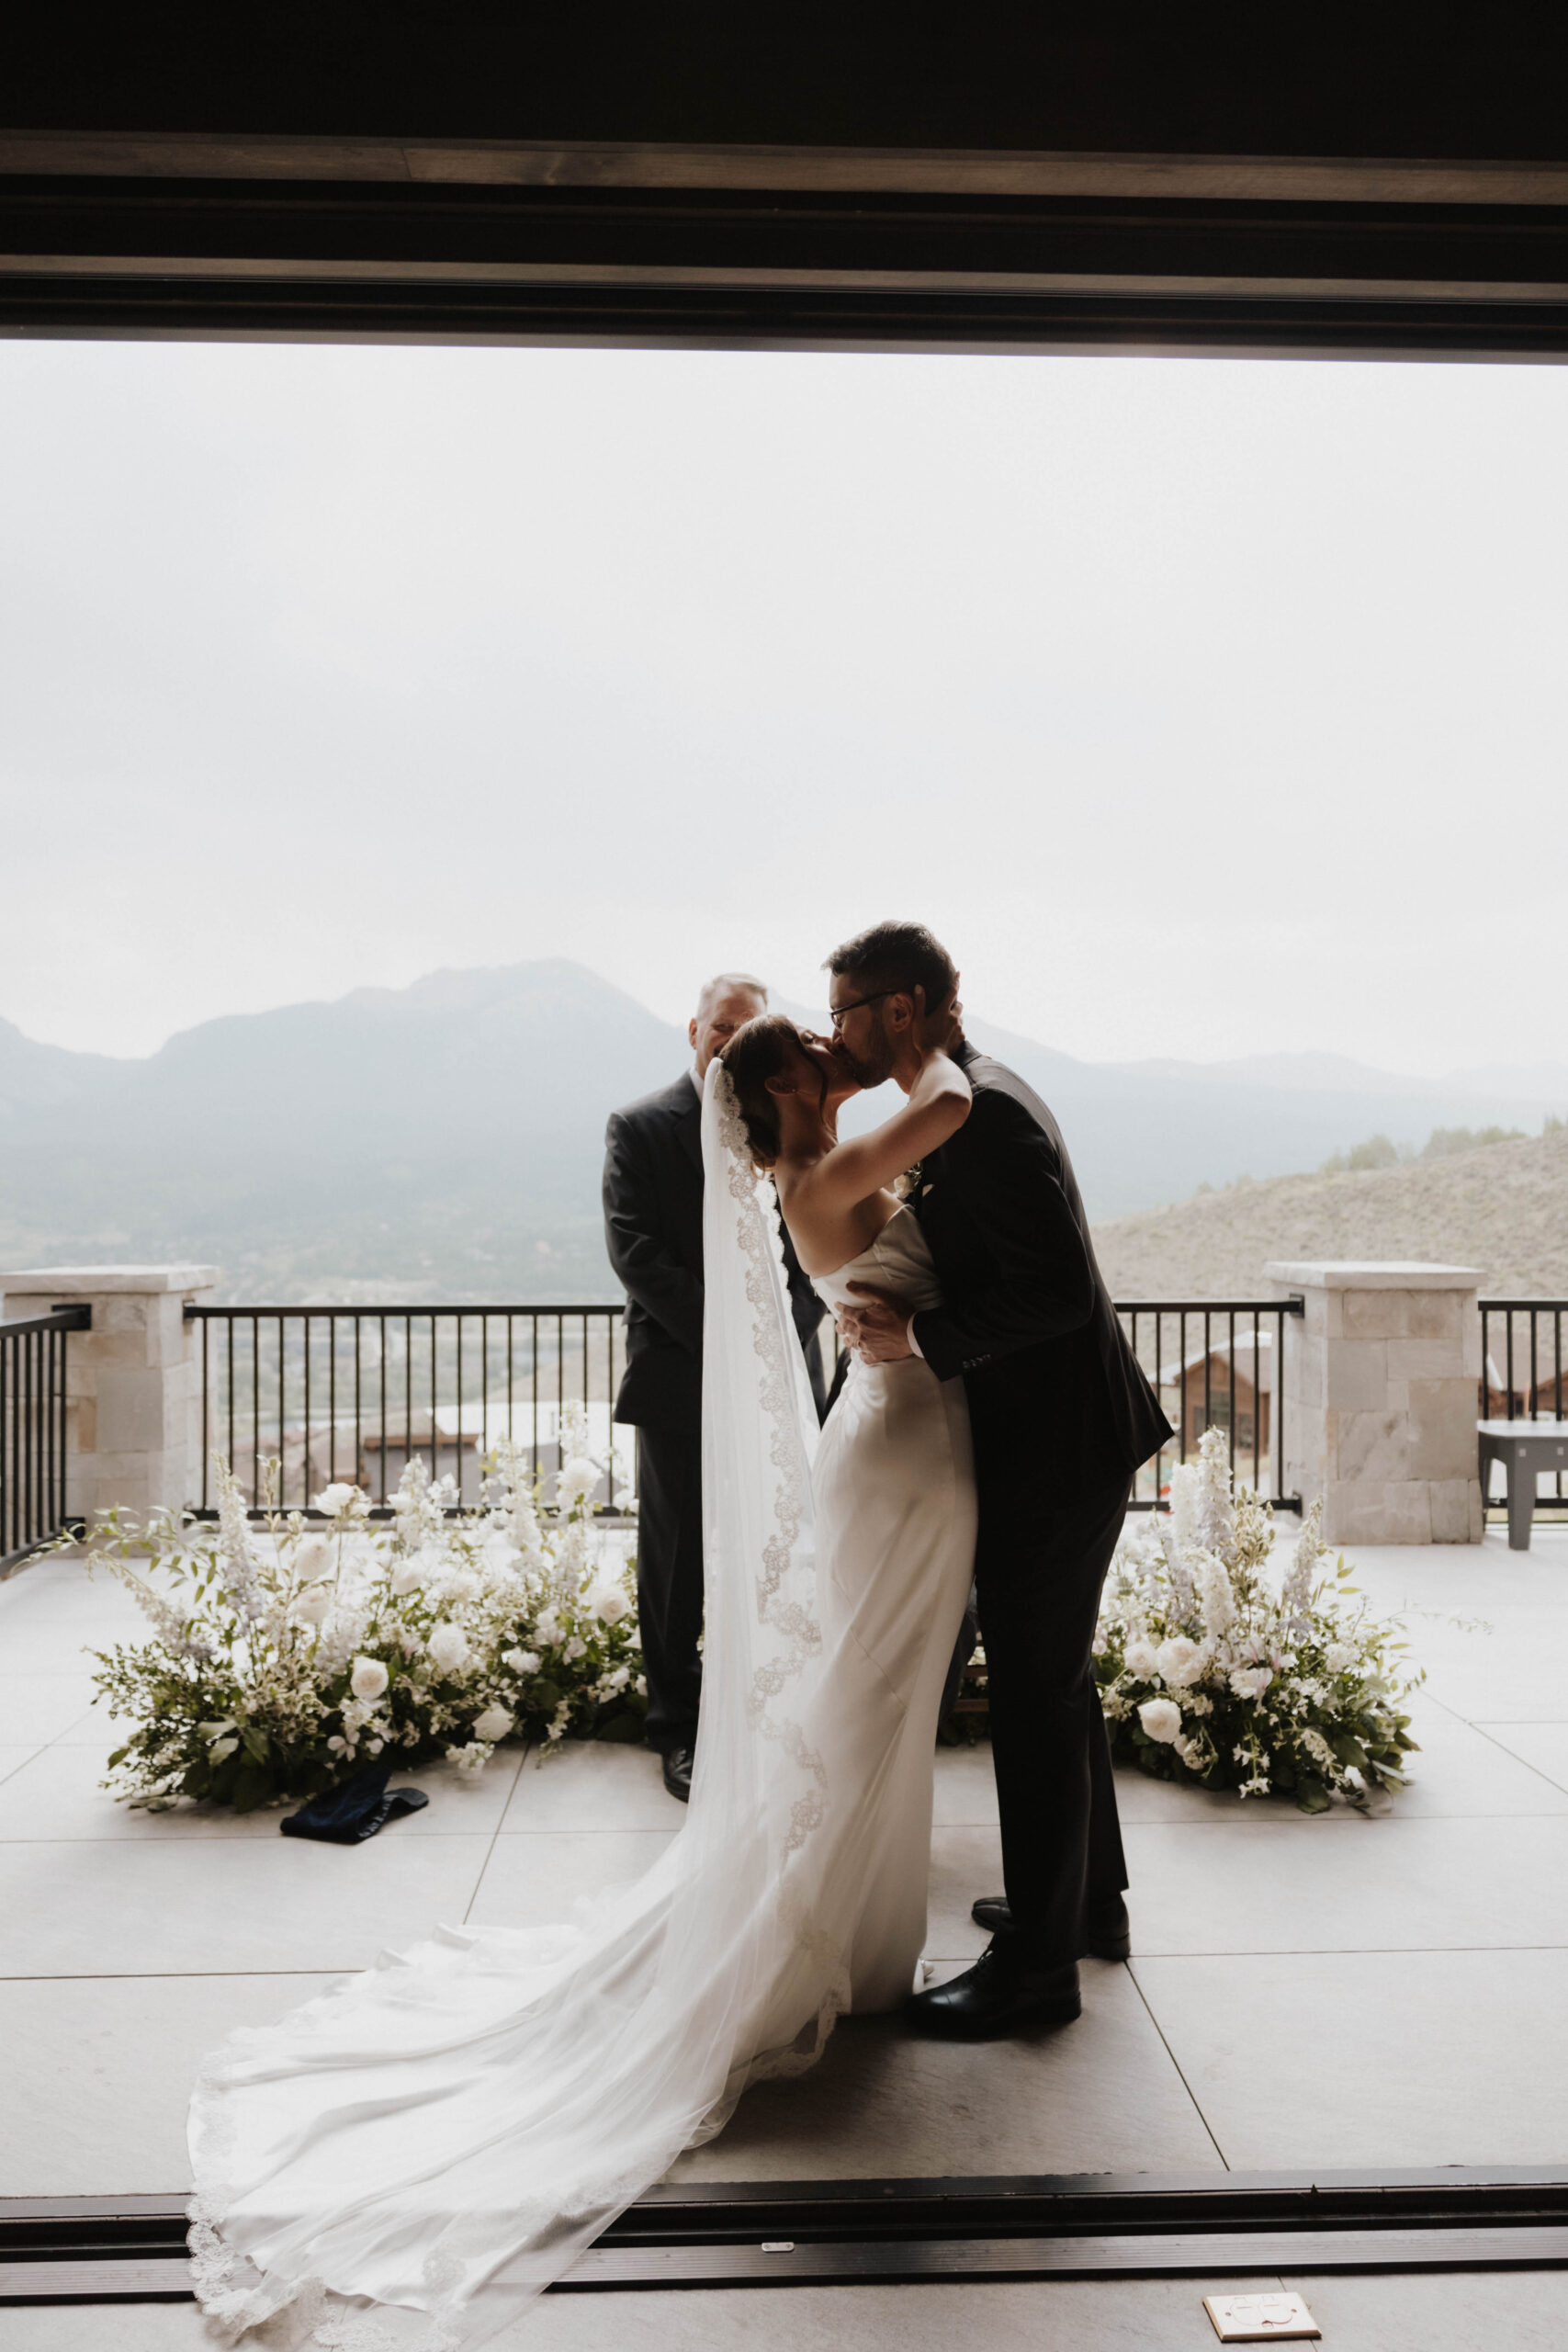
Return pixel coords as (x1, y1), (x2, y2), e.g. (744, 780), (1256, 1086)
(604, 973), (831, 1802)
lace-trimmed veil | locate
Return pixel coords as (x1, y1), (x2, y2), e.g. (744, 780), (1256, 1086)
(185, 1060), (838, 2352)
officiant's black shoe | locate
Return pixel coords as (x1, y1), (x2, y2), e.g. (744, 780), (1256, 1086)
(904, 1941), (1081, 2040)
(661, 1747), (694, 1804)
(969, 1893), (1131, 1962)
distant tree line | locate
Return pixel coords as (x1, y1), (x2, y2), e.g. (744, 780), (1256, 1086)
(1320, 1114), (1564, 1176)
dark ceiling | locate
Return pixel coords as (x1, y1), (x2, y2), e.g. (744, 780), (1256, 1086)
(9, 6), (1564, 159)
(6, 7), (1567, 352)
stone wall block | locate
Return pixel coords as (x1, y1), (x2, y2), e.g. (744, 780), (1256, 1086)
(96, 1367), (172, 1456)
(1429, 1477), (1484, 1544)
(1324, 1478), (1434, 1546)
(148, 1293), (190, 1369)
(1335, 1409), (1413, 1484)
(1340, 1288), (1403, 1340)
(1325, 1340), (1389, 1411)
(1386, 1338), (1467, 1382)
(1407, 1380), (1485, 1481)
(1283, 1330), (1325, 1405)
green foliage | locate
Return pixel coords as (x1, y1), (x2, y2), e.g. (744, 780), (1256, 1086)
(1422, 1124), (1528, 1159)
(1320, 1133), (1404, 1174)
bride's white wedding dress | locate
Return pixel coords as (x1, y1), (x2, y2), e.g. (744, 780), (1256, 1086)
(188, 1069), (976, 2349)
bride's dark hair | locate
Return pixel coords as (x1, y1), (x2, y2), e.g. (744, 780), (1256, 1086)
(718, 1014), (803, 1169)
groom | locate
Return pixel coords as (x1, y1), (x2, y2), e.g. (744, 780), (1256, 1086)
(829, 921), (1173, 2037)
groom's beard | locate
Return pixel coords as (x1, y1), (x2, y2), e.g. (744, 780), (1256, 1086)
(833, 1044), (887, 1090)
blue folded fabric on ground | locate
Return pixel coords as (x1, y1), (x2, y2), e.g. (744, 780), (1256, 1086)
(280, 1762), (430, 1843)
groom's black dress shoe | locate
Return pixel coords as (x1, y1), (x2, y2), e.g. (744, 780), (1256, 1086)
(969, 1893), (1132, 1962)
(905, 1941), (1081, 2040)
(661, 1747), (694, 1804)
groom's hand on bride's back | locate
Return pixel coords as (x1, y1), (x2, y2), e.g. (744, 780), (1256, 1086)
(841, 1283), (915, 1363)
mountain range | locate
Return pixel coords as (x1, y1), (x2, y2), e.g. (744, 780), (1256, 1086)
(2, 962), (1562, 1302)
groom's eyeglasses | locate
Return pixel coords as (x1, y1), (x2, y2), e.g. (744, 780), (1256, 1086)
(828, 991), (894, 1031)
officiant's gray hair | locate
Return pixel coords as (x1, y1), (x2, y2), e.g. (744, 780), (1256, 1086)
(695, 971), (769, 1018)
(824, 922), (956, 1005)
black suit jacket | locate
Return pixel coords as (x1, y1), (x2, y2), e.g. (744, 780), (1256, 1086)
(910, 1042), (1172, 1510)
(604, 1072), (829, 1436)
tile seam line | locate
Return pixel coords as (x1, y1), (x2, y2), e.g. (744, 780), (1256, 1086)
(461, 1743), (531, 1926)
(1124, 1959), (1231, 2172)
(1464, 1721), (1568, 1801)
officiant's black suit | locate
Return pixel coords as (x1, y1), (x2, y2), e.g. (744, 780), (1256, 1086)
(604, 1073), (829, 1758)
(910, 1041), (1173, 1970)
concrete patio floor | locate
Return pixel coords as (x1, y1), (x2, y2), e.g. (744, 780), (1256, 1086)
(3, 1525), (1565, 2348)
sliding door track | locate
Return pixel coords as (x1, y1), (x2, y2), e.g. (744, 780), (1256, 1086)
(5, 2168), (1567, 2303)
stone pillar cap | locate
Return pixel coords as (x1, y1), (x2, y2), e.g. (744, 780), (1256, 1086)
(0, 1265), (219, 1293)
(1264, 1259), (1482, 1289)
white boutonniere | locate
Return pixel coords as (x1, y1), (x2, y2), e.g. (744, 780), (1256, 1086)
(892, 1161), (923, 1203)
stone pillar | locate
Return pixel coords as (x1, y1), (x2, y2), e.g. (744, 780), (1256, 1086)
(1264, 1261), (1483, 1545)
(0, 1265), (217, 1525)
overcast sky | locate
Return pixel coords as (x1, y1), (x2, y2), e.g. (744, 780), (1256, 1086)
(2, 341), (1563, 1075)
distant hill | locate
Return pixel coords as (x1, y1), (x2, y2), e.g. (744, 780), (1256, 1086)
(1, 964), (1562, 1302)
(1092, 1125), (1568, 1303)
(0, 964), (686, 1301)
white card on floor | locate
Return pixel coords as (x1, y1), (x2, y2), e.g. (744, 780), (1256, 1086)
(1203, 2291), (1320, 2343)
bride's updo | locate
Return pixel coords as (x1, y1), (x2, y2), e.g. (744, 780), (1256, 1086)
(718, 1014), (801, 1169)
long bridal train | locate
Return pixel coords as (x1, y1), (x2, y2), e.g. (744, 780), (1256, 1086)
(188, 1065), (975, 2349)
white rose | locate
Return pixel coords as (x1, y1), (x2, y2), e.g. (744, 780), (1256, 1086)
(554, 1456), (599, 1510)
(294, 1535), (333, 1583)
(291, 1585), (332, 1626)
(1138, 1698), (1183, 1745)
(428, 1622), (470, 1675)
(592, 1585), (630, 1626)
(505, 1648), (542, 1676)
(350, 1656), (389, 1702)
(472, 1705), (513, 1743)
(444, 1568), (481, 1602)
(389, 1559), (424, 1597)
(314, 1482), (362, 1518)
(535, 1611), (562, 1646)
(1123, 1638), (1159, 1679)
(1229, 1665), (1274, 1701)
(1156, 1635), (1205, 1688)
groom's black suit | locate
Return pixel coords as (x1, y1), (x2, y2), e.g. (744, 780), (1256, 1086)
(909, 1041), (1173, 1970)
(604, 1072), (829, 1757)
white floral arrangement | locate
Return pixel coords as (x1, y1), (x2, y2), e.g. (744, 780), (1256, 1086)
(70, 1404), (645, 1813)
(1094, 1428), (1421, 1811)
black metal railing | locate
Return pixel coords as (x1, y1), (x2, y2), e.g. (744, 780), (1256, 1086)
(1479, 1298), (1567, 1520)
(185, 1304), (629, 1518)
(0, 1305), (91, 1571)
(189, 1295), (1303, 1523)
(1115, 1298), (1306, 1513)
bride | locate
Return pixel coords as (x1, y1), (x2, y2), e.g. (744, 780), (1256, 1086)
(189, 995), (976, 2349)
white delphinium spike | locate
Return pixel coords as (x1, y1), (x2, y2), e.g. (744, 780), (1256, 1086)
(213, 1455), (265, 1622)
(1168, 1462), (1199, 1550)
(115, 1562), (215, 1662)
(1193, 1547), (1237, 1641)
(1194, 1425), (1235, 1559)
(1282, 1496), (1325, 1620)
(1157, 1516), (1196, 1611)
